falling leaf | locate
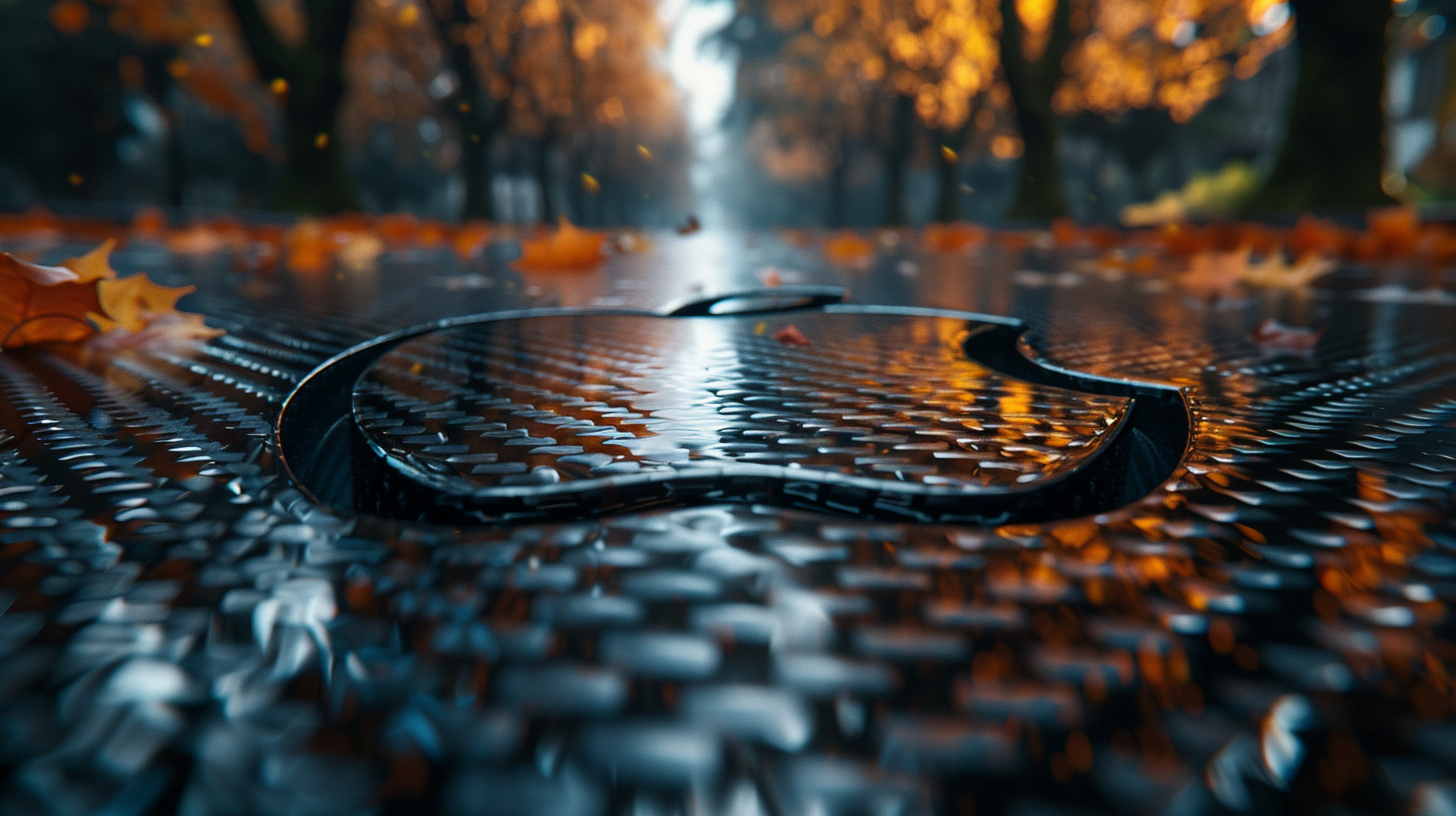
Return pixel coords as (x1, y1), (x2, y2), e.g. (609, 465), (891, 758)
(823, 231), (875, 268)
(757, 267), (783, 288)
(1250, 318), (1319, 354)
(512, 218), (607, 272)
(773, 325), (811, 346)
(675, 215), (700, 235)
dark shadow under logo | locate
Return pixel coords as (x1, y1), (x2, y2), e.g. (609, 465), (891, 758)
(278, 290), (1189, 525)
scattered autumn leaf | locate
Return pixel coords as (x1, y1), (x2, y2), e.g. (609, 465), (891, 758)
(823, 231), (876, 268)
(130, 206), (168, 240)
(95, 271), (196, 333)
(773, 325), (810, 346)
(1250, 318), (1319, 353)
(0, 241), (219, 352)
(757, 267), (783, 287)
(675, 216), (700, 235)
(777, 229), (815, 248)
(512, 218), (608, 272)
(452, 221), (494, 260)
(0, 251), (104, 347)
(1239, 253), (1335, 290)
(610, 232), (653, 254)
(923, 222), (988, 253)
(335, 233), (384, 274)
(1177, 249), (1250, 301)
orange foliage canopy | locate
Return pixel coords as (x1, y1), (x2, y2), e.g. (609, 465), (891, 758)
(0, 240), (220, 349)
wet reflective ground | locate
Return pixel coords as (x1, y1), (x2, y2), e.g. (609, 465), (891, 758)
(1, 228), (1455, 816)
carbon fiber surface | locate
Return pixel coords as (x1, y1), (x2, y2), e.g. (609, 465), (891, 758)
(0, 231), (1453, 816)
(351, 312), (1133, 522)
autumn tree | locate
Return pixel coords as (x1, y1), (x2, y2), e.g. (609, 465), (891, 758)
(733, 0), (1009, 224)
(224, 0), (360, 212)
(1000, 0), (1294, 219)
(0, 0), (259, 204)
(998, 0), (1073, 219)
(0, 0), (143, 202)
(388, 0), (524, 220)
(110, 0), (279, 205)
(1245, 0), (1394, 212)
(729, 0), (888, 225)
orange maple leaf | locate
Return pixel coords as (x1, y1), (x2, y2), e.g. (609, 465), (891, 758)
(1176, 249), (1251, 301)
(512, 218), (607, 272)
(84, 311), (223, 364)
(0, 252), (103, 348)
(0, 240), (218, 352)
(63, 239), (120, 283)
(1238, 253), (1336, 290)
(94, 274), (197, 333)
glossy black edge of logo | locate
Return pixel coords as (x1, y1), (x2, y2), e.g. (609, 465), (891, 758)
(276, 304), (1192, 527)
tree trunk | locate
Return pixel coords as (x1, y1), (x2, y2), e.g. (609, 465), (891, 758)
(1245, 0), (1394, 213)
(275, 88), (356, 212)
(535, 135), (556, 224)
(458, 129), (494, 219)
(882, 95), (915, 225)
(226, 0), (360, 213)
(999, 0), (1073, 221)
(827, 153), (847, 228)
(433, 0), (500, 220)
(140, 48), (186, 206)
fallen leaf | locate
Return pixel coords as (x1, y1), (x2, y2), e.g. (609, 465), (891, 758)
(773, 325), (810, 346)
(62, 239), (119, 282)
(1239, 253), (1335, 290)
(94, 274), (197, 333)
(777, 229), (815, 248)
(1177, 249), (1250, 301)
(82, 312), (223, 365)
(0, 252), (102, 347)
(336, 233), (384, 273)
(0, 252), (75, 286)
(611, 232), (653, 254)
(757, 267), (783, 287)
(1250, 318), (1319, 353)
(923, 222), (987, 253)
(451, 221), (494, 260)
(512, 218), (607, 272)
(823, 231), (875, 268)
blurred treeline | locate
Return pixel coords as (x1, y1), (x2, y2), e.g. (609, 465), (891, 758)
(0, 0), (1451, 226)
